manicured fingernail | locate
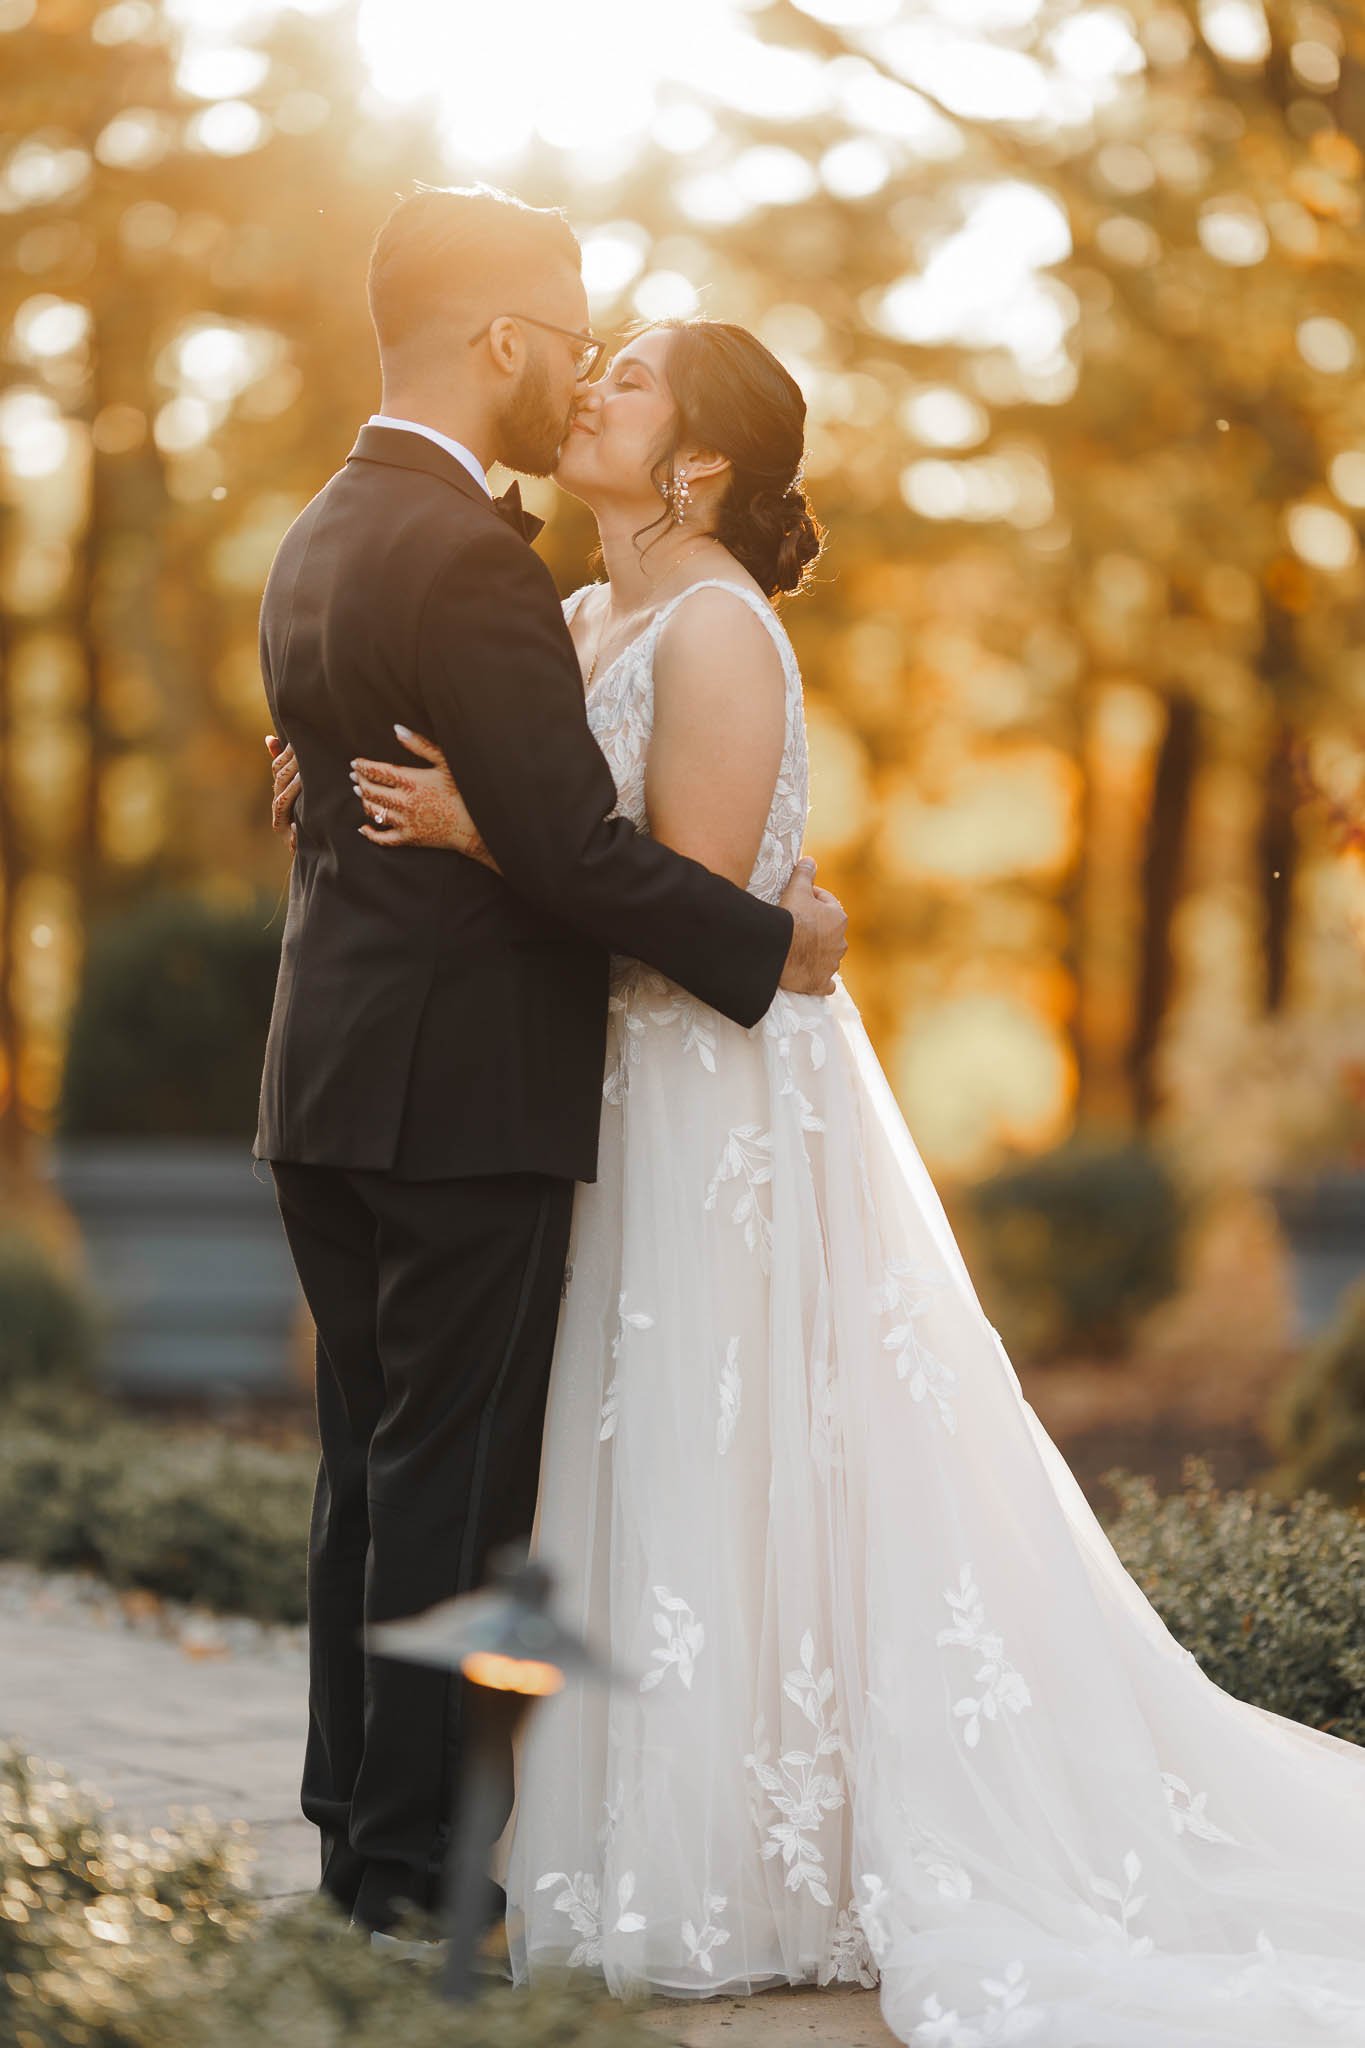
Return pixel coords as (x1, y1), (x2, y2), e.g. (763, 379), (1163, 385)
(394, 723), (412, 739)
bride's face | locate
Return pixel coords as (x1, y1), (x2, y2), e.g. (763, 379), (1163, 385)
(553, 326), (677, 508)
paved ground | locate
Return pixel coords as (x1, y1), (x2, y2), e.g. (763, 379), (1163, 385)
(635, 1987), (895, 2045)
(1, 1576), (894, 2045)
(1, 1603), (318, 1895)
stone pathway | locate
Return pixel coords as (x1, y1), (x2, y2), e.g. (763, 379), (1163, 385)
(0, 1592), (317, 1902)
(1, 1569), (894, 2045)
(635, 1987), (895, 2044)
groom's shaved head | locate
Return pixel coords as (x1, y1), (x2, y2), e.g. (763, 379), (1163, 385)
(367, 182), (581, 371)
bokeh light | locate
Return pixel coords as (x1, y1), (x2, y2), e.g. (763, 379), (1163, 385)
(0, 0), (1361, 1217)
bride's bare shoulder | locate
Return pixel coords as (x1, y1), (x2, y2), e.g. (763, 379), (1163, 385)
(652, 579), (789, 724)
(656, 576), (785, 663)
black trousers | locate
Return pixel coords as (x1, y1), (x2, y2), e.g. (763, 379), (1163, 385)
(270, 1160), (576, 1935)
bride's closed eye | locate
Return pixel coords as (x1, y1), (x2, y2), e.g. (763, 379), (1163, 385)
(603, 355), (648, 392)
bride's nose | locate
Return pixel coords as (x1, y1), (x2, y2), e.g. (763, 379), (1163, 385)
(574, 382), (605, 417)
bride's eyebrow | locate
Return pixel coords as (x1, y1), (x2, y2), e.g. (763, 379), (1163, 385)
(610, 354), (652, 380)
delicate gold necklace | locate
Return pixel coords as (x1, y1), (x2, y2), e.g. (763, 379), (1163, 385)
(584, 536), (723, 690)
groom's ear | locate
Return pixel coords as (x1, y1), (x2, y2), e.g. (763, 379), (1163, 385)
(483, 314), (526, 379)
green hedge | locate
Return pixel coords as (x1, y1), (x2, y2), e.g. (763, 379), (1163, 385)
(1103, 1456), (1365, 1745)
(0, 1741), (250, 2048)
(1266, 1277), (1365, 1512)
(0, 1747), (654, 2047)
(0, 1232), (100, 1403)
(57, 894), (282, 1140)
(965, 1136), (1187, 1362)
(0, 1392), (314, 1624)
(0, 1398), (1361, 1747)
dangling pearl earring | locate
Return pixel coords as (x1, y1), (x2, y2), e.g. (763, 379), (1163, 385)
(668, 469), (691, 522)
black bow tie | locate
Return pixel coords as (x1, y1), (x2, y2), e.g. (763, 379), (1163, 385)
(490, 479), (545, 544)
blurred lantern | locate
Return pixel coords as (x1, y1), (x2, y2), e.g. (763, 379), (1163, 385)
(367, 1544), (619, 2002)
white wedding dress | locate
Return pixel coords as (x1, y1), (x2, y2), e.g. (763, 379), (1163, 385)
(502, 578), (1365, 2045)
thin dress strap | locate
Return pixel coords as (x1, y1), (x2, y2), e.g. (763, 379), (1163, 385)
(645, 578), (794, 674)
(645, 582), (803, 757)
(562, 582), (601, 625)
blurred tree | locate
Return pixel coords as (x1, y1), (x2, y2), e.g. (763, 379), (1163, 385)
(0, 589), (20, 1164)
(0, 0), (441, 1142)
(2, 0), (1362, 1187)
(720, 0), (1365, 1134)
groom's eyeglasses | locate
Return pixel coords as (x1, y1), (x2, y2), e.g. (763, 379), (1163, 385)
(466, 314), (607, 383)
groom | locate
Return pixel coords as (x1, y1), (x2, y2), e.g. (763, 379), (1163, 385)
(253, 182), (848, 1944)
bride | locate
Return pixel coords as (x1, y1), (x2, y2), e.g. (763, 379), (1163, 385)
(272, 315), (1365, 2045)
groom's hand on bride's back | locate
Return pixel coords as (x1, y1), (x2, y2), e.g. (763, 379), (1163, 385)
(778, 857), (847, 997)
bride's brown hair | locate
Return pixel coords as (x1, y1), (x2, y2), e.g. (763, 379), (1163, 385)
(626, 317), (825, 601)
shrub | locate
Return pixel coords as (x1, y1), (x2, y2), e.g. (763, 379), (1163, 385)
(0, 1396), (314, 1623)
(1265, 1277), (1365, 1511)
(2, 1412), (1360, 1746)
(1103, 1457), (1365, 1745)
(85, 1435), (313, 1621)
(0, 1231), (99, 1401)
(57, 894), (282, 1140)
(965, 1135), (1186, 1361)
(132, 1902), (662, 2048)
(0, 1741), (252, 2047)
(0, 1394), (129, 1573)
(0, 1747), (657, 2048)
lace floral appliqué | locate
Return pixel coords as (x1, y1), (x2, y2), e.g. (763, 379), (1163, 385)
(532, 1869), (647, 1968)
(717, 1336), (742, 1454)
(874, 1257), (957, 1433)
(1160, 1771), (1240, 1845)
(744, 1632), (847, 1907)
(600, 1294), (653, 1443)
(705, 1123), (775, 1267)
(640, 1587), (704, 1692)
(681, 1890), (731, 1976)
(935, 1565), (1032, 1749)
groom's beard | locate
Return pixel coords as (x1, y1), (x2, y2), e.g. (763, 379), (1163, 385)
(496, 351), (570, 477)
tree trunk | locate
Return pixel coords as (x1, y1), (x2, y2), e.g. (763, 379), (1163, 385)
(0, 595), (27, 1171)
(1258, 717), (1297, 1016)
(1128, 693), (1199, 1125)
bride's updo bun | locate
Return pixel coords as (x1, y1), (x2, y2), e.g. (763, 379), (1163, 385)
(726, 477), (824, 599)
(640, 317), (825, 600)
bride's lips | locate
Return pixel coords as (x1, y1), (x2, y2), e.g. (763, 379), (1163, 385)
(569, 419), (595, 436)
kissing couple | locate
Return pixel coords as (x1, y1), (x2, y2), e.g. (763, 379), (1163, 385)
(258, 183), (1365, 2045)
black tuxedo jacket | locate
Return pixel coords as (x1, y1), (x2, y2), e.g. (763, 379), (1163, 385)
(253, 424), (794, 1182)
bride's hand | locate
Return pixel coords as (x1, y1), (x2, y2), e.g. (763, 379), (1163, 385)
(266, 735), (298, 852)
(351, 725), (500, 870)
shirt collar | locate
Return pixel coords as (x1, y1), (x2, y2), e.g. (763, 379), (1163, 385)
(367, 414), (491, 497)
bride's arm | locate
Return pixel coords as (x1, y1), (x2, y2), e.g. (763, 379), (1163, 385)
(266, 724), (501, 868)
(267, 735), (299, 851)
(644, 587), (787, 887)
(308, 586), (787, 887)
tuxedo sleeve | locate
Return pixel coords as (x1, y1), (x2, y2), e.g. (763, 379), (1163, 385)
(413, 527), (793, 1030)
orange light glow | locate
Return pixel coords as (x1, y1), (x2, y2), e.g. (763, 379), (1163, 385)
(462, 1652), (565, 1696)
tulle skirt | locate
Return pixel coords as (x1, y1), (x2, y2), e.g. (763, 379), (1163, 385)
(501, 963), (1365, 2044)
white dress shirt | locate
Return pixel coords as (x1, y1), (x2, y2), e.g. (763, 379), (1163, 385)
(367, 414), (491, 497)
